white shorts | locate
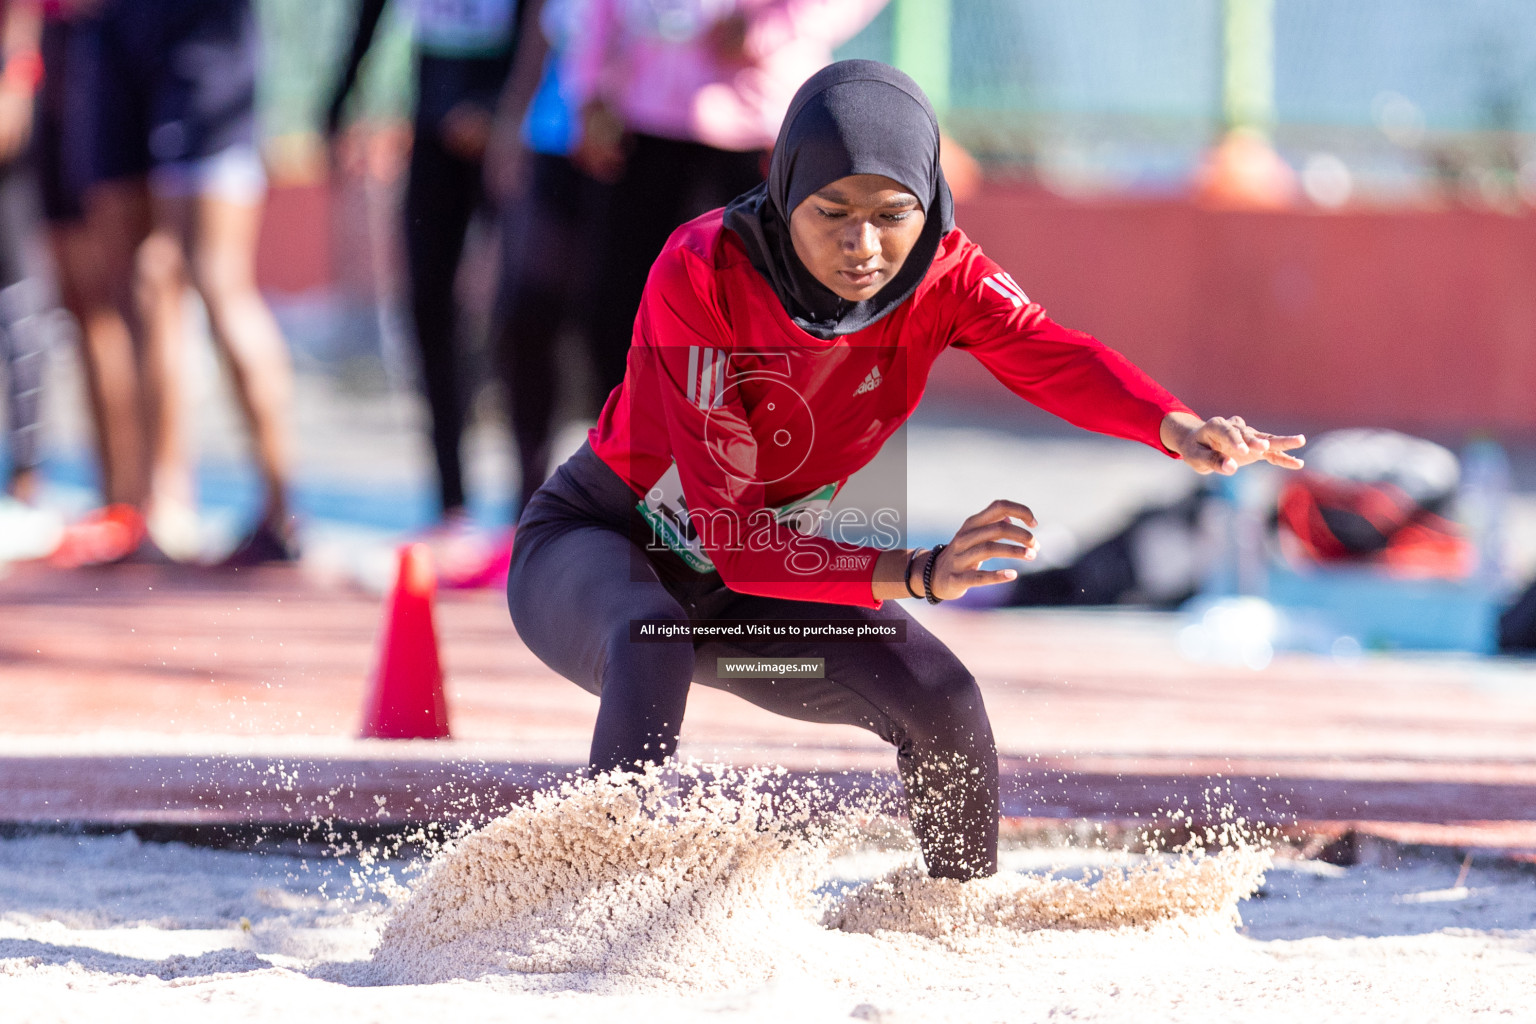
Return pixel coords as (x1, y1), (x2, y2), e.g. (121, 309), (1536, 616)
(149, 144), (268, 205)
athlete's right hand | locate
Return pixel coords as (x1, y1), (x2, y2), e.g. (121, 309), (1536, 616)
(926, 499), (1039, 601)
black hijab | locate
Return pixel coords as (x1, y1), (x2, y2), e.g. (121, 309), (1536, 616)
(723, 60), (955, 340)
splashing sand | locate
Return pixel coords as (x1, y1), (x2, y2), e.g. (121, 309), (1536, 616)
(366, 764), (1271, 988)
(826, 848), (1270, 949)
(10, 820), (1536, 1020)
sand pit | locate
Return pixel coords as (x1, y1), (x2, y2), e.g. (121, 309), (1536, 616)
(3, 768), (1535, 1021)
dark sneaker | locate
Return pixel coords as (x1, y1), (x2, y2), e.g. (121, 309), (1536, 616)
(220, 521), (301, 568)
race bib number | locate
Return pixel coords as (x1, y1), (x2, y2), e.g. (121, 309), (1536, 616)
(637, 462), (838, 574)
(411, 0), (516, 55)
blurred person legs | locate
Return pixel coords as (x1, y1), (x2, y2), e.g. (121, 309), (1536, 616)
(396, 53), (522, 587)
(327, 5), (519, 571)
(586, 135), (764, 397)
(397, 97), (484, 583)
(80, 178), (192, 561)
(403, 52), (517, 528)
(29, 8), (156, 567)
(493, 150), (607, 514)
(135, 218), (196, 553)
(458, 152), (608, 592)
(154, 164), (295, 565)
(39, 8), (183, 564)
(45, 206), (157, 567)
(403, 98), (480, 524)
(87, 0), (295, 566)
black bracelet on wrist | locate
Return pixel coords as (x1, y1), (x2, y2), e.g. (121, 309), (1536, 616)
(903, 548), (922, 599)
(922, 543), (946, 604)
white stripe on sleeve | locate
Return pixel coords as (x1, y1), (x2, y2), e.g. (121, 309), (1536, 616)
(982, 275), (1023, 309)
(998, 272), (1031, 305)
(698, 348), (715, 409)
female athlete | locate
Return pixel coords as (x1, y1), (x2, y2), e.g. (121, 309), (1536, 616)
(508, 60), (1304, 880)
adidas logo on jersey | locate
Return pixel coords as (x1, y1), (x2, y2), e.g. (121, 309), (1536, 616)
(685, 345), (728, 410)
(981, 271), (1030, 309)
(854, 365), (883, 396)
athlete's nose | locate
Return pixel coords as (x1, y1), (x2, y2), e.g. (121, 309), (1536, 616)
(842, 219), (880, 262)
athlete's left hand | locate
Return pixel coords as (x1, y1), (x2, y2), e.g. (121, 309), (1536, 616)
(1160, 411), (1305, 475)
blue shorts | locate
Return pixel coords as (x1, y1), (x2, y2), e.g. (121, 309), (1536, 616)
(91, 0), (261, 189)
(36, 17), (95, 223)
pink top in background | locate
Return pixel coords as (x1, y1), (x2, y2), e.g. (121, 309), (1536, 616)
(564, 0), (888, 153)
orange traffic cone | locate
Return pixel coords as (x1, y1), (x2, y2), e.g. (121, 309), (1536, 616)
(360, 543), (450, 739)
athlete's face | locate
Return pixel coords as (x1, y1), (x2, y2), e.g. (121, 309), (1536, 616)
(788, 174), (927, 303)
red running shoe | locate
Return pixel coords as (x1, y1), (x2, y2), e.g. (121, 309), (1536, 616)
(47, 504), (147, 568)
(416, 514), (513, 590)
(439, 527), (514, 590)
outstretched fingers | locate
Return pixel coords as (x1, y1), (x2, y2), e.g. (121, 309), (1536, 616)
(1185, 420), (1307, 474)
(954, 502), (1039, 567)
(1188, 417), (1312, 475)
(1257, 432), (1306, 469)
(933, 499), (1042, 598)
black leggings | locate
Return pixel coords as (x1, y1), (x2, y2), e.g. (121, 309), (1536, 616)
(507, 443), (999, 879)
(402, 55), (509, 516)
(492, 152), (609, 509)
(403, 127), (479, 516)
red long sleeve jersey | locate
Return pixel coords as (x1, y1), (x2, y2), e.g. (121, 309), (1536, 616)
(589, 210), (1192, 609)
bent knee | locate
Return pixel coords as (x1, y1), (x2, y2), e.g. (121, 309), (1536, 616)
(135, 233), (185, 292)
(191, 248), (257, 306)
(905, 653), (982, 708)
(894, 664), (992, 745)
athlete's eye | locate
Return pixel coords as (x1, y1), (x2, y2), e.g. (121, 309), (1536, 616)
(882, 211), (914, 223)
(816, 207), (846, 219)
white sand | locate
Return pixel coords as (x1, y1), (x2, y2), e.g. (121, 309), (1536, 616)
(3, 769), (1535, 1022)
